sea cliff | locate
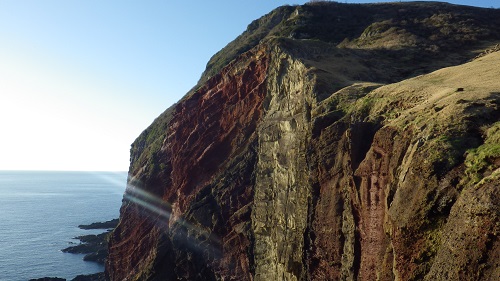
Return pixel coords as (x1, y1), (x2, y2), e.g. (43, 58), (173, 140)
(107, 2), (500, 280)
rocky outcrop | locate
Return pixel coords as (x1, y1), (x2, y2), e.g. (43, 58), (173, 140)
(30, 277), (66, 281)
(251, 45), (313, 281)
(30, 273), (106, 281)
(71, 273), (107, 281)
(62, 219), (118, 265)
(107, 2), (500, 280)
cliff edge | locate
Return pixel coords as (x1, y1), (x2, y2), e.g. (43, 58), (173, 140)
(107, 2), (500, 280)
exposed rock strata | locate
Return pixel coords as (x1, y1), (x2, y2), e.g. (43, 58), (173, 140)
(251, 46), (313, 281)
(107, 2), (500, 281)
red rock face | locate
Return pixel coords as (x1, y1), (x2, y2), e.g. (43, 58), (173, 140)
(308, 122), (384, 281)
(168, 51), (268, 217)
(165, 49), (268, 280)
(107, 48), (269, 281)
(354, 128), (396, 281)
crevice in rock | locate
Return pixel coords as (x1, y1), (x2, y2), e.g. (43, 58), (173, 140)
(349, 122), (380, 172)
(352, 205), (362, 280)
(304, 181), (321, 279)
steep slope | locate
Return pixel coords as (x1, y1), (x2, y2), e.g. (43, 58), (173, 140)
(107, 2), (500, 281)
(307, 50), (500, 281)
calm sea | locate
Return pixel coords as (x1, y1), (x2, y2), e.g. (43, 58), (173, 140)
(0, 171), (127, 281)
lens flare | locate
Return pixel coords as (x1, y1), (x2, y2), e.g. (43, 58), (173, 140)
(124, 184), (172, 219)
(87, 171), (129, 193)
(122, 177), (222, 260)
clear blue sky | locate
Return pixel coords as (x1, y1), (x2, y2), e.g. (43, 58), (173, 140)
(0, 1), (497, 171)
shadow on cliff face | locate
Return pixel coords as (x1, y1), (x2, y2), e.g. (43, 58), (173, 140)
(122, 179), (222, 279)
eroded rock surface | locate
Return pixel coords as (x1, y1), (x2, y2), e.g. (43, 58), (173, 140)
(107, 2), (500, 280)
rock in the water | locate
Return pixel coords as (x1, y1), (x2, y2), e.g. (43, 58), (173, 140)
(71, 272), (106, 281)
(78, 219), (118, 230)
(29, 277), (66, 281)
(62, 232), (109, 265)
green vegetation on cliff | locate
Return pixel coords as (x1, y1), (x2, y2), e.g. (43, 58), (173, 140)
(463, 122), (500, 186)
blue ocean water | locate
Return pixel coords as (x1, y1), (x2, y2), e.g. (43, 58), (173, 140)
(0, 171), (127, 281)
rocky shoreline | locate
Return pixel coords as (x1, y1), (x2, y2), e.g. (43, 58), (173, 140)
(29, 273), (106, 281)
(62, 219), (119, 265)
(30, 219), (118, 281)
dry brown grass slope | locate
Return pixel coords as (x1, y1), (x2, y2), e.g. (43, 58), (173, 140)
(346, 50), (500, 280)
